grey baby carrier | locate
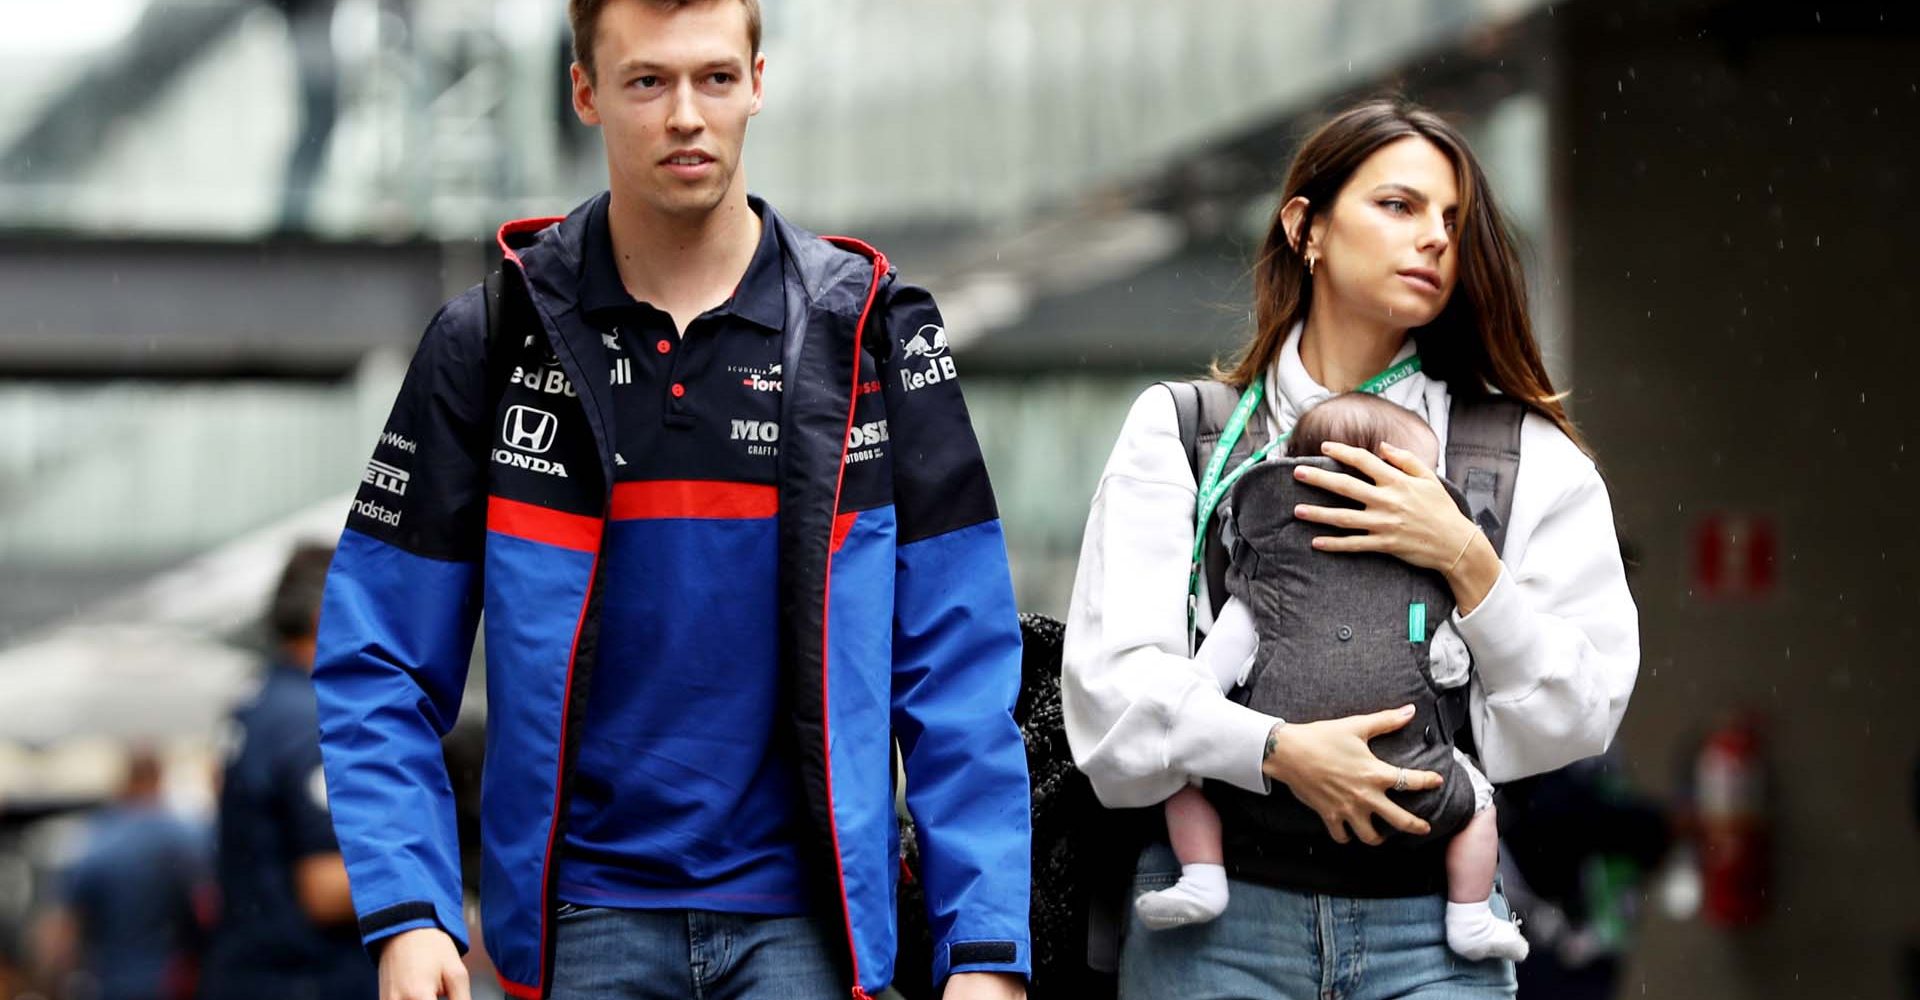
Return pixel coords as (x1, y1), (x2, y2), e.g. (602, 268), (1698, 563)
(1206, 456), (1477, 849)
(1172, 378), (1525, 897)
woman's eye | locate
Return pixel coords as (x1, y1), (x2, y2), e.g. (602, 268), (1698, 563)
(1381, 199), (1410, 214)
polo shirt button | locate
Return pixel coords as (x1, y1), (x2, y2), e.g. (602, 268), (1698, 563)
(656, 339), (671, 355)
(671, 383), (686, 398)
(1336, 624), (1354, 641)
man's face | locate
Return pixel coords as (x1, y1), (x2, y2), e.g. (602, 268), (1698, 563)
(572, 0), (763, 219)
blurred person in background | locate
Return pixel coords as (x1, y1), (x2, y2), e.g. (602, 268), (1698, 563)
(313, 1), (1030, 999)
(1497, 751), (1669, 999)
(37, 750), (210, 1000)
(264, 0), (341, 233)
(200, 543), (373, 1000)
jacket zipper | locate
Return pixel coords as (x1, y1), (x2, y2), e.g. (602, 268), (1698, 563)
(818, 238), (888, 1000)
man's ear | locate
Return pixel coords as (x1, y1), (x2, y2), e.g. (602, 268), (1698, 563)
(749, 52), (766, 117)
(572, 62), (601, 126)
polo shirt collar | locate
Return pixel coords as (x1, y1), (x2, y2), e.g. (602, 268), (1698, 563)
(579, 193), (785, 333)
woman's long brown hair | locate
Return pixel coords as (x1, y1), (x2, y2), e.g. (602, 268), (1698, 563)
(1221, 98), (1585, 452)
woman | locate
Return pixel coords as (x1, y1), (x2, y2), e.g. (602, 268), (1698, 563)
(1060, 99), (1639, 999)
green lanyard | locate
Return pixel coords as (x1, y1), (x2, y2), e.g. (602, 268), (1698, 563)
(1187, 355), (1423, 644)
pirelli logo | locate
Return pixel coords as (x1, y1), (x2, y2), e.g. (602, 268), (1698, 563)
(363, 458), (411, 497)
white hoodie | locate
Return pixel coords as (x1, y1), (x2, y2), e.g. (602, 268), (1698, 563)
(1060, 325), (1640, 807)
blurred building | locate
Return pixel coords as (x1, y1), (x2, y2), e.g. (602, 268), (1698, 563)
(0, 2), (1916, 998)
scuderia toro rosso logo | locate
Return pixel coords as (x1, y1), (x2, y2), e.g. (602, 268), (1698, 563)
(898, 324), (957, 392)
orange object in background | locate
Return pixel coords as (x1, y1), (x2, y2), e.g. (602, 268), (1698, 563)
(1696, 715), (1770, 927)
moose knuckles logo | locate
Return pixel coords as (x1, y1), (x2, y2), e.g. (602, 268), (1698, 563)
(846, 419), (889, 464)
(731, 418), (779, 457)
(899, 324), (957, 392)
(494, 405), (569, 478)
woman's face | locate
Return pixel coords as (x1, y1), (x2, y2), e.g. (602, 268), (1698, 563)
(1306, 136), (1461, 330)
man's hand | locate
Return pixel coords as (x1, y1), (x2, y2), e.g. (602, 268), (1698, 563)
(379, 927), (468, 1000)
(944, 971), (1026, 999)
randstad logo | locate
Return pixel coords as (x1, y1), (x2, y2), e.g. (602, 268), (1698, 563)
(502, 405), (558, 454)
(351, 498), (402, 527)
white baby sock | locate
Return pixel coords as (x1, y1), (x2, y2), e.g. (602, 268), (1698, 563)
(1445, 898), (1530, 962)
(1134, 863), (1229, 930)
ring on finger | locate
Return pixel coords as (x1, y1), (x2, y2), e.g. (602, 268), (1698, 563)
(1391, 767), (1408, 792)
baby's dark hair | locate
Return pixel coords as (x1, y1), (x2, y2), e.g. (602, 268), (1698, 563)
(1286, 392), (1438, 465)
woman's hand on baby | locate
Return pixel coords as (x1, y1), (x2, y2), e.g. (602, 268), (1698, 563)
(1291, 441), (1478, 572)
(1261, 707), (1445, 846)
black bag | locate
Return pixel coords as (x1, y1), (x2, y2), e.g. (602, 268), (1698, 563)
(894, 613), (1124, 999)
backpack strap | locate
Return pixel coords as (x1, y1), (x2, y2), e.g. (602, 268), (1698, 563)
(1158, 378), (1269, 633)
(1165, 380), (1204, 483)
(482, 266), (540, 422)
(1446, 395), (1526, 555)
(1436, 394), (1527, 759)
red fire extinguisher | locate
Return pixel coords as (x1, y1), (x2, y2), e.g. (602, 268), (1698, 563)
(1695, 714), (1770, 926)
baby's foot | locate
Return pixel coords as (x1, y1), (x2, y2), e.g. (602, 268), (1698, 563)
(1445, 899), (1530, 962)
(1134, 863), (1228, 930)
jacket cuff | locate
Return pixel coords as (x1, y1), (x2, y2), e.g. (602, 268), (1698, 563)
(1164, 686), (1278, 795)
(933, 939), (1030, 988)
(360, 898), (469, 956)
(1450, 566), (1534, 695)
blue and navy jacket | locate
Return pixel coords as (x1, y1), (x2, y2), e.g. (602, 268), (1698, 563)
(313, 195), (1032, 998)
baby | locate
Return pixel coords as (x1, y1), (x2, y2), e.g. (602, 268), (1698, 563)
(1137, 392), (1528, 963)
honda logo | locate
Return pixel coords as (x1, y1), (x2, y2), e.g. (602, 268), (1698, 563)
(503, 405), (558, 454)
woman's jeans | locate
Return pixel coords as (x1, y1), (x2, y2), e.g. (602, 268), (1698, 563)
(548, 905), (846, 999)
(1118, 843), (1517, 1000)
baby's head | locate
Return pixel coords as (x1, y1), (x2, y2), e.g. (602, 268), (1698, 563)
(1286, 392), (1438, 466)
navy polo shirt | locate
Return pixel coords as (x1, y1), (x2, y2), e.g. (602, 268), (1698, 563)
(556, 197), (811, 914)
(205, 662), (374, 998)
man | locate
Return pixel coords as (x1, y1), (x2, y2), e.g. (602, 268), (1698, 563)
(43, 751), (208, 1000)
(312, 2), (1031, 999)
(204, 543), (373, 999)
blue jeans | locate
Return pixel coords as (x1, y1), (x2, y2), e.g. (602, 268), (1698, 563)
(548, 905), (846, 999)
(1117, 843), (1516, 1000)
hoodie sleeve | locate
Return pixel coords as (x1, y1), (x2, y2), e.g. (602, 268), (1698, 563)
(313, 286), (489, 953)
(1451, 414), (1641, 783)
(878, 279), (1032, 987)
(1061, 387), (1282, 809)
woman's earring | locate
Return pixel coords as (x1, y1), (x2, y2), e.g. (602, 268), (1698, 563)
(1306, 254), (1318, 276)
